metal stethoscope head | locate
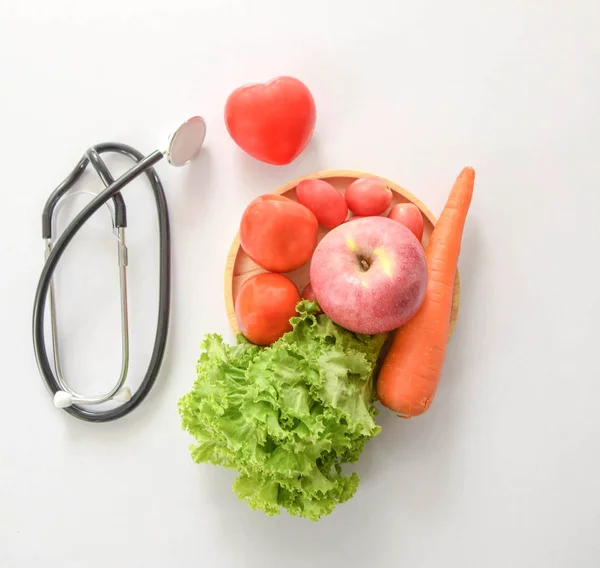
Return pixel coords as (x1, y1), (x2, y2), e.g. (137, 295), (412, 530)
(33, 117), (207, 422)
(164, 116), (207, 167)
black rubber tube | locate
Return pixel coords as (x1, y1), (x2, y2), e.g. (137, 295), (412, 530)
(32, 143), (170, 422)
(85, 148), (127, 228)
(41, 148), (127, 238)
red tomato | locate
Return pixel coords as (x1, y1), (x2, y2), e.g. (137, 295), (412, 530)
(224, 76), (316, 165)
(296, 179), (348, 229)
(388, 203), (424, 241)
(235, 273), (301, 345)
(240, 194), (319, 272)
(345, 177), (393, 216)
(301, 281), (317, 302)
(301, 282), (323, 313)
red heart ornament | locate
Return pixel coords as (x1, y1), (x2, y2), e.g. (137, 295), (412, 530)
(224, 76), (316, 165)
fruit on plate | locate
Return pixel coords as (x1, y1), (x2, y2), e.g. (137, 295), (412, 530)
(235, 272), (301, 346)
(388, 203), (424, 241)
(296, 179), (348, 229)
(344, 177), (393, 216)
(301, 282), (322, 313)
(240, 194), (319, 272)
(224, 76), (316, 165)
(301, 282), (317, 302)
(309, 216), (427, 334)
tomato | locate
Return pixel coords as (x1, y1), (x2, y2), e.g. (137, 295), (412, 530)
(301, 281), (317, 302)
(388, 203), (424, 241)
(345, 215), (369, 222)
(301, 282), (323, 314)
(296, 179), (348, 229)
(344, 177), (393, 216)
(240, 194), (319, 272)
(235, 273), (301, 345)
(224, 76), (316, 165)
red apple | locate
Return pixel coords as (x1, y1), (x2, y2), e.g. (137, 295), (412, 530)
(309, 216), (427, 334)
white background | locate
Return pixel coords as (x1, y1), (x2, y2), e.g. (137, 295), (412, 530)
(1, 1), (599, 566)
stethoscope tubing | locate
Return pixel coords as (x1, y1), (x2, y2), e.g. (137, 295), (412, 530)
(33, 143), (170, 422)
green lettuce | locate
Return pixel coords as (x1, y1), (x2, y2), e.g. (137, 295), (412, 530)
(178, 300), (386, 522)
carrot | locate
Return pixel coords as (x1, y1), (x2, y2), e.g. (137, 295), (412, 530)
(376, 166), (475, 418)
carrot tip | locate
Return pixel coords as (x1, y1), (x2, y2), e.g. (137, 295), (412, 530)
(461, 166), (476, 180)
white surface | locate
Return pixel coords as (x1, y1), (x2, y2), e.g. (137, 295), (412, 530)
(1, 1), (599, 566)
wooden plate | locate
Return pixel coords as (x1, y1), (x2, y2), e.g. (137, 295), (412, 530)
(224, 170), (460, 339)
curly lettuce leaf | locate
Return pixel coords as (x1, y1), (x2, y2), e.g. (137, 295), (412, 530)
(178, 300), (386, 522)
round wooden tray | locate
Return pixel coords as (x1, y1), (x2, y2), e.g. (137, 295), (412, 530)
(224, 170), (460, 339)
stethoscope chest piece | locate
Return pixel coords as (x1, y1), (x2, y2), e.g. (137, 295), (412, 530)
(166, 116), (206, 166)
(33, 117), (206, 422)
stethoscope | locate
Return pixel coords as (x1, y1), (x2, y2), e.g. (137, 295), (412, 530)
(32, 116), (207, 422)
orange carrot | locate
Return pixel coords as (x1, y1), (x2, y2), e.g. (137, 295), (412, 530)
(377, 166), (475, 418)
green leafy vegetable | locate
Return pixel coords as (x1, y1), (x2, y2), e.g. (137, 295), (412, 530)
(178, 300), (386, 521)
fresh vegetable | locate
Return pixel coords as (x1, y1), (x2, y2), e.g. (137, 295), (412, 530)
(301, 281), (316, 301)
(310, 216), (427, 334)
(345, 177), (392, 216)
(235, 273), (301, 346)
(179, 301), (386, 522)
(224, 76), (316, 165)
(240, 194), (319, 272)
(377, 167), (475, 417)
(301, 282), (322, 313)
(296, 179), (348, 229)
(388, 203), (424, 242)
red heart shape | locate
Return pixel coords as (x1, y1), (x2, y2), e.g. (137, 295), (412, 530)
(224, 76), (316, 166)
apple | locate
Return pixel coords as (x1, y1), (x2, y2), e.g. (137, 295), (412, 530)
(309, 216), (427, 334)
